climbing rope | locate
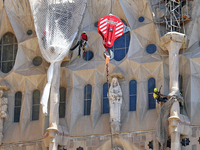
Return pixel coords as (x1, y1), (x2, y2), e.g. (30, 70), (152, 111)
(181, 0), (186, 108)
(105, 54), (114, 150)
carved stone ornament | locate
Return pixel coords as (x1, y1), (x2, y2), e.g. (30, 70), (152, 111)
(109, 77), (122, 123)
(109, 78), (122, 134)
(0, 86), (9, 145)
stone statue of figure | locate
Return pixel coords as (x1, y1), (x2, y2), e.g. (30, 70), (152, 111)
(0, 90), (8, 145)
(108, 77), (122, 123)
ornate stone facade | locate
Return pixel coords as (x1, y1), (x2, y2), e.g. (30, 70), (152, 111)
(0, 90), (8, 145)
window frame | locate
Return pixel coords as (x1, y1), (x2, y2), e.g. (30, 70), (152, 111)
(0, 32), (18, 73)
(111, 30), (130, 61)
(102, 82), (110, 114)
(84, 84), (92, 116)
(32, 89), (40, 121)
(148, 77), (156, 109)
(14, 91), (22, 122)
(129, 79), (137, 111)
(59, 87), (66, 118)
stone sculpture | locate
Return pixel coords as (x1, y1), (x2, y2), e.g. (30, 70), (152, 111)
(0, 89), (8, 145)
(109, 77), (122, 122)
(109, 77), (122, 134)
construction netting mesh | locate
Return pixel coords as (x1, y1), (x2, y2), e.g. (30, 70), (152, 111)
(154, 95), (183, 150)
(29, 0), (86, 114)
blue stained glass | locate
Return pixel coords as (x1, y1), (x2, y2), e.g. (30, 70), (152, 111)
(14, 107), (21, 122)
(114, 35), (125, 49)
(103, 98), (109, 113)
(130, 96), (136, 111)
(109, 20), (130, 61)
(94, 21), (98, 27)
(148, 78), (155, 93)
(148, 78), (156, 109)
(84, 84), (92, 99)
(84, 100), (91, 115)
(84, 84), (92, 115)
(138, 16), (145, 22)
(129, 80), (137, 111)
(114, 49), (126, 61)
(103, 82), (110, 114)
(148, 94), (155, 109)
(126, 33), (130, 47)
(129, 80), (137, 95)
(83, 51), (93, 61)
(103, 83), (110, 97)
(146, 44), (157, 54)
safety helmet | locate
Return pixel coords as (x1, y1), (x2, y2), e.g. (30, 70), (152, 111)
(154, 88), (158, 92)
(82, 31), (86, 34)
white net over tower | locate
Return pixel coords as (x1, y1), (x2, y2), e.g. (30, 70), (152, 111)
(29, 0), (86, 114)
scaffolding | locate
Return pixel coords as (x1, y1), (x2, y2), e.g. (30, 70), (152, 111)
(153, 0), (192, 33)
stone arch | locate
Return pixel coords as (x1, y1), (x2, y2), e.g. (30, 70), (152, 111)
(96, 137), (139, 150)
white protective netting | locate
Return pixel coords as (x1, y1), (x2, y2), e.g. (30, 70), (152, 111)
(29, 0), (86, 114)
(154, 95), (183, 150)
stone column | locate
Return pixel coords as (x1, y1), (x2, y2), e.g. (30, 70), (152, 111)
(160, 32), (187, 150)
(48, 61), (62, 150)
(160, 32), (186, 96)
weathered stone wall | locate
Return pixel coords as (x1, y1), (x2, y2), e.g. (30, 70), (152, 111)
(0, 127), (200, 150)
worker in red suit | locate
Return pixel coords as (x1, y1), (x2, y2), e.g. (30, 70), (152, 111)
(70, 31), (88, 58)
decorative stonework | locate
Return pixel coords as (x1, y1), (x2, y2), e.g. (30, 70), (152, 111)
(0, 86), (9, 145)
(109, 77), (122, 134)
(109, 77), (122, 122)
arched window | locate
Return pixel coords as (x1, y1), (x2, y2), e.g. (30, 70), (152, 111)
(32, 90), (40, 120)
(0, 32), (18, 73)
(84, 84), (92, 116)
(110, 20), (130, 61)
(103, 82), (110, 114)
(148, 78), (156, 109)
(129, 80), (137, 111)
(179, 75), (183, 95)
(14, 91), (22, 122)
(59, 87), (66, 118)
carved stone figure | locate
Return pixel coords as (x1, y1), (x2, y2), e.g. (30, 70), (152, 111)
(108, 78), (122, 123)
(0, 90), (8, 145)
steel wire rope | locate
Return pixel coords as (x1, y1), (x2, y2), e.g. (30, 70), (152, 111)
(107, 1), (114, 149)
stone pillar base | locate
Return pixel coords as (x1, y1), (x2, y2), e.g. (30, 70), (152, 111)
(111, 121), (121, 135)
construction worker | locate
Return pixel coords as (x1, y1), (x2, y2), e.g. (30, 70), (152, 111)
(70, 31), (88, 58)
(42, 30), (50, 49)
(180, 90), (184, 113)
(153, 88), (168, 104)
